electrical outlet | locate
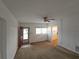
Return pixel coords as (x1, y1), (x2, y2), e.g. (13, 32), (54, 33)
(75, 46), (79, 52)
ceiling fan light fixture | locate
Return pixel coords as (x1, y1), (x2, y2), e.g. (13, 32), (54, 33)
(43, 16), (55, 22)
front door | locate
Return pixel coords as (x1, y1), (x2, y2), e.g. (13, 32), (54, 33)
(23, 27), (29, 44)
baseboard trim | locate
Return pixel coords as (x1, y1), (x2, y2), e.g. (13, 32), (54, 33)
(14, 47), (19, 59)
(58, 45), (79, 56)
(30, 40), (50, 44)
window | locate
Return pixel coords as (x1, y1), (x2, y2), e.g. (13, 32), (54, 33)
(42, 28), (47, 34)
(23, 28), (28, 39)
(36, 28), (41, 34)
(36, 28), (47, 34)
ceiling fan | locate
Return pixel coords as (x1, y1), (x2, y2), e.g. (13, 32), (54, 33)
(43, 16), (55, 22)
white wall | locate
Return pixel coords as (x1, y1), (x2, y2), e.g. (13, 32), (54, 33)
(59, 16), (79, 54)
(20, 23), (48, 43)
(0, 0), (18, 59)
(0, 20), (2, 59)
(0, 18), (6, 59)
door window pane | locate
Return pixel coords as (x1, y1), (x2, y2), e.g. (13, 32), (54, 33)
(23, 28), (28, 39)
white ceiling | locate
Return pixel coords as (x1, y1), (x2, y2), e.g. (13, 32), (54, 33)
(2, 0), (79, 23)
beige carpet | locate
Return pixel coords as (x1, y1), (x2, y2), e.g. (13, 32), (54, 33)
(14, 42), (79, 59)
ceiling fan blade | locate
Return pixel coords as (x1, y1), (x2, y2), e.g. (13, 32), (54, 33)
(44, 19), (48, 21)
(48, 19), (55, 20)
(43, 16), (55, 22)
(44, 19), (50, 22)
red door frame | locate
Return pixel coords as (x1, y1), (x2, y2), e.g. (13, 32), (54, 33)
(18, 26), (23, 49)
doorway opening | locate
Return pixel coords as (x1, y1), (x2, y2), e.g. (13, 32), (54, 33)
(51, 25), (58, 47)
